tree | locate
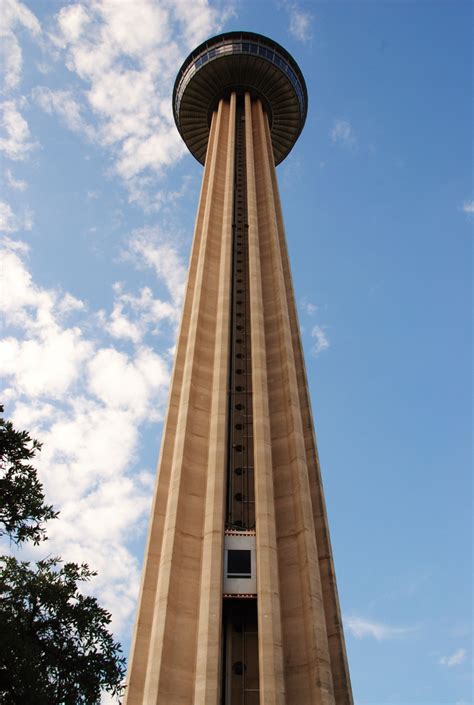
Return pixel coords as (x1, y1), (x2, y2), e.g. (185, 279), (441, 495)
(0, 407), (126, 703)
(0, 405), (57, 544)
(0, 556), (125, 704)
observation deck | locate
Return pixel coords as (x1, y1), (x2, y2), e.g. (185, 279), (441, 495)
(173, 31), (308, 166)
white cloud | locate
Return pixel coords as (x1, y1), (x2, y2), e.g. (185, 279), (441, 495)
(0, 242), (91, 397)
(344, 615), (417, 641)
(0, 199), (32, 232)
(173, 0), (235, 46)
(115, 129), (183, 180)
(0, 200), (19, 232)
(0, 234), (28, 253)
(87, 346), (168, 418)
(0, 236), (174, 411)
(55, 2), (91, 44)
(106, 303), (143, 344)
(0, 239), (52, 326)
(58, 292), (85, 315)
(462, 200), (474, 215)
(300, 297), (318, 316)
(124, 227), (187, 305)
(127, 173), (193, 214)
(286, 3), (313, 43)
(36, 403), (141, 498)
(0, 329), (92, 399)
(439, 648), (467, 667)
(41, 0), (231, 202)
(33, 87), (96, 141)
(4, 168), (27, 191)
(0, 0), (41, 91)
(0, 100), (37, 160)
(311, 324), (329, 356)
(0, 237), (175, 639)
(106, 283), (179, 344)
(331, 119), (356, 148)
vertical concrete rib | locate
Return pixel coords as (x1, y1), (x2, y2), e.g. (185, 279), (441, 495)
(123, 108), (219, 705)
(125, 99), (233, 705)
(245, 92), (286, 705)
(264, 121), (354, 705)
(193, 92), (236, 705)
(146, 98), (230, 703)
(253, 99), (336, 705)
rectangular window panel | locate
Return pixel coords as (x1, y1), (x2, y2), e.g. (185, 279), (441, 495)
(227, 549), (251, 578)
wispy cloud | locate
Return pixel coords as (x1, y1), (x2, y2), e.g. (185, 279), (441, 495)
(461, 199), (474, 215)
(311, 324), (329, 356)
(127, 173), (193, 214)
(0, 0), (41, 91)
(282, 1), (313, 43)
(105, 282), (179, 345)
(331, 118), (356, 149)
(0, 199), (32, 232)
(300, 297), (318, 316)
(33, 87), (96, 141)
(123, 226), (187, 306)
(4, 168), (27, 191)
(0, 100), (37, 160)
(344, 615), (418, 641)
(439, 648), (467, 667)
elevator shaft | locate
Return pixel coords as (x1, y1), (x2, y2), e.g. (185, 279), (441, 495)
(226, 98), (255, 531)
(223, 600), (259, 705)
(223, 97), (260, 705)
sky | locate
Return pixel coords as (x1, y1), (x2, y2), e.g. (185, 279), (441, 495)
(0, 0), (471, 703)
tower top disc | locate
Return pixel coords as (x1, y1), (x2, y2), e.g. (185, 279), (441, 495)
(173, 31), (308, 166)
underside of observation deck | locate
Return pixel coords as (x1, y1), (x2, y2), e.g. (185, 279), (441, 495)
(173, 31), (308, 165)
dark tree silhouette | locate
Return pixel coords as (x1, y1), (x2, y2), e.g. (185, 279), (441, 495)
(0, 406), (126, 704)
(0, 405), (57, 544)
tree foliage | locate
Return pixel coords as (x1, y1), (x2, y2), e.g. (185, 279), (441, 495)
(0, 405), (57, 544)
(0, 556), (125, 704)
(0, 407), (126, 703)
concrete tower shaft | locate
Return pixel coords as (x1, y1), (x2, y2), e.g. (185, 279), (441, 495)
(124, 33), (352, 705)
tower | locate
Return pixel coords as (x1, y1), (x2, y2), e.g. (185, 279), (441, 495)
(124, 32), (353, 705)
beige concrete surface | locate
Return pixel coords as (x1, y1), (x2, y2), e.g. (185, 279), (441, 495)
(124, 94), (353, 705)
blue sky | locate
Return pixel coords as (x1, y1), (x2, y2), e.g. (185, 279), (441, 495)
(0, 1), (471, 703)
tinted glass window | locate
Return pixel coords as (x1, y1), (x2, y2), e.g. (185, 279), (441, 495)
(227, 550), (251, 577)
